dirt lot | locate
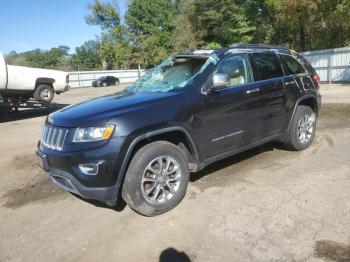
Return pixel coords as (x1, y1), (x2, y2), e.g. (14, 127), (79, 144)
(1, 84), (350, 262)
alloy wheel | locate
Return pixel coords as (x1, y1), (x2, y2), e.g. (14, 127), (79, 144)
(297, 113), (316, 144)
(141, 156), (182, 204)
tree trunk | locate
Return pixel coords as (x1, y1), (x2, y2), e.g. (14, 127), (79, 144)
(299, 23), (306, 51)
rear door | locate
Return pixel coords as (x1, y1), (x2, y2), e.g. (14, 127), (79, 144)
(279, 54), (315, 91)
(249, 52), (287, 139)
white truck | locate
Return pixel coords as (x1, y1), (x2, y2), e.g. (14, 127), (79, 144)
(0, 51), (70, 104)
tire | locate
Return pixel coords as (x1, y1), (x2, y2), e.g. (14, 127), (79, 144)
(33, 84), (54, 103)
(122, 141), (189, 216)
(102, 82), (108, 87)
(284, 105), (316, 151)
(0, 107), (9, 121)
(115, 79), (120, 85)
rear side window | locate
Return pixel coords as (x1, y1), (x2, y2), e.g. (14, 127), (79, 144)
(280, 54), (305, 76)
(292, 51), (315, 75)
(251, 53), (284, 81)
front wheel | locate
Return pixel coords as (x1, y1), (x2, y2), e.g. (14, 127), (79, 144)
(122, 141), (189, 216)
(33, 84), (54, 103)
(284, 105), (316, 151)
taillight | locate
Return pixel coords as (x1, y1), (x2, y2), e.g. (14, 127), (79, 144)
(65, 74), (69, 84)
(313, 74), (320, 83)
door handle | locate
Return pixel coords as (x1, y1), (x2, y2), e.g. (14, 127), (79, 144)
(246, 88), (260, 94)
(284, 80), (295, 86)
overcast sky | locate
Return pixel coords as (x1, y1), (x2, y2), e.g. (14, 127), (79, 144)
(0, 0), (128, 54)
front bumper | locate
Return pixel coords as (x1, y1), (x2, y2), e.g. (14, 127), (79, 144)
(40, 159), (118, 201)
(36, 137), (126, 202)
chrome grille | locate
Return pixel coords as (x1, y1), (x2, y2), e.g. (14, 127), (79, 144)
(40, 125), (68, 151)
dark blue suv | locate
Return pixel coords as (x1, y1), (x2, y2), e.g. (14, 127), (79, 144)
(36, 44), (321, 216)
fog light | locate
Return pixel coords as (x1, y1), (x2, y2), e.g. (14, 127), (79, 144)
(78, 162), (103, 176)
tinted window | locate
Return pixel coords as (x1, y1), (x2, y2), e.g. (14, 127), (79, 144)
(251, 53), (284, 81)
(291, 51), (314, 74)
(214, 54), (251, 87)
(280, 55), (305, 76)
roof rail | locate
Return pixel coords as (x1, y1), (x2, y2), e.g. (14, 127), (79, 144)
(231, 43), (288, 50)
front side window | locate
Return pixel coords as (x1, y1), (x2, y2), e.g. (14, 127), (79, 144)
(280, 54), (306, 76)
(251, 52), (284, 81)
(214, 54), (251, 86)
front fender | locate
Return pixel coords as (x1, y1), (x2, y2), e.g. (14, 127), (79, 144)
(113, 125), (198, 197)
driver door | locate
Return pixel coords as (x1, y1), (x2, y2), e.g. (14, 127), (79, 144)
(198, 54), (263, 159)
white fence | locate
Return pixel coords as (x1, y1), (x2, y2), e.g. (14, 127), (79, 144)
(68, 69), (145, 88)
(67, 47), (350, 87)
(301, 47), (350, 83)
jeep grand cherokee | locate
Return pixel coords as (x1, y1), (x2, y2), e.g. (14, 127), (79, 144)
(36, 44), (321, 216)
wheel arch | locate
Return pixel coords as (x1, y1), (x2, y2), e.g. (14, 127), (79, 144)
(298, 96), (318, 116)
(114, 126), (199, 196)
(35, 78), (55, 90)
(287, 94), (318, 131)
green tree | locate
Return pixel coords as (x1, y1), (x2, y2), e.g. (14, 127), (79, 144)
(316, 0), (350, 49)
(172, 0), (201, 52)
(85, 0), (120, 30)
(114, 42), (132, 69)
(125, 0), (176, 67)
(17, 46), (70, 69)
(265, 0), (319, 51)
(125, 0), (176, 36)
(173, 0), (256, 50)
(4, 51), (18, 65)
(70, 40), (102, 70)
(85, 0), (136, 69)
(134, 32), (172, 68)
(197, 0), (256, 46)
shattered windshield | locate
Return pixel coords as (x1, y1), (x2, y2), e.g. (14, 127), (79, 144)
(127, 55), (219, 93)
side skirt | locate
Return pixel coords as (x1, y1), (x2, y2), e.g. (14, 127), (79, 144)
(195, 133), (283, 172)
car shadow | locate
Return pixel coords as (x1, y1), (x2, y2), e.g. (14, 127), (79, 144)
(0, 103), (69, 123)
(190, 141), (281, 182)
(71, 142), (283, 213)
(71, 193), (127, 212)
(159, 248), (191, 262)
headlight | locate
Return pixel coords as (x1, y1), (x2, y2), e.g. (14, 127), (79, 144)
(73, 125), (115, 143)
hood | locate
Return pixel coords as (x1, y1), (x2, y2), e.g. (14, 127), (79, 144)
(48, 90), (179, 127)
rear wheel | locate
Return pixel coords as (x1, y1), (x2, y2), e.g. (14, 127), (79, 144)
(284, 105), (316, 151)
(122, 141), (189, 216)
(33, 84), (54, 103)
(0, 107), (10, 121)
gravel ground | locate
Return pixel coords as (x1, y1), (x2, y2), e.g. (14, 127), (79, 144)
(0, 84), (350, 262)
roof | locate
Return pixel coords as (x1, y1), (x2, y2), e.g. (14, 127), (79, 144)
(181, 44), (292, 57)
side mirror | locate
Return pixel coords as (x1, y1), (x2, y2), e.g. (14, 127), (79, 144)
(212, 73), (230, 88)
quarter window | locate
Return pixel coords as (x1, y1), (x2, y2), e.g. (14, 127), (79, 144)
(251, 53), (284, 81)
(214, 54), (251, 87)
(280, 54), (306, 76)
